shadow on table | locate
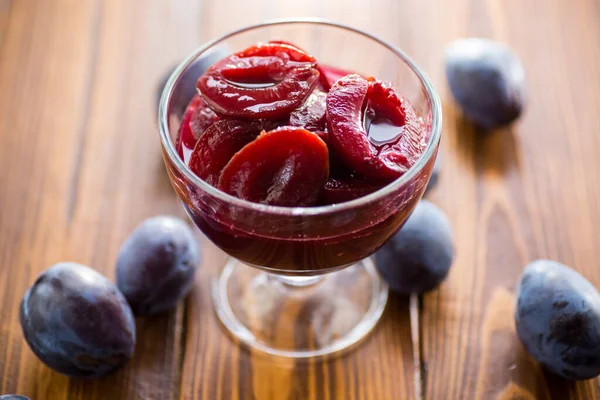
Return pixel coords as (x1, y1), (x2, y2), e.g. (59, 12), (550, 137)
(234, 290), (415, 399)
(454, 108), (521, 177)
(66, 310), (182, 399)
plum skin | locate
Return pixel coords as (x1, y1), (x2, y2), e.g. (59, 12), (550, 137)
(515, 260), (600, 380)
(19, 263), (136, 378)
(445, 38), (525, 129)
(374, 200), (454, 294)
(0, 396), (30, 400)
(116, 216), (201, 316)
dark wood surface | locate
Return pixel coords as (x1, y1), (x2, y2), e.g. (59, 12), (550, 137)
(1, 0), (599, 398)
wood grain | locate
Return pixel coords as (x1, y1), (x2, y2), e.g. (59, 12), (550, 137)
(422, 0), (600, 398)
(1, 0), (600, 399)
(0, 0), (199, 398)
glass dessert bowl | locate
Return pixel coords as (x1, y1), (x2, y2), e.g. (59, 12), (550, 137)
(158, 19), (442, 358)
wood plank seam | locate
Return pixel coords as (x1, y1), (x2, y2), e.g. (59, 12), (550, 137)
(65, 0), (102, 223)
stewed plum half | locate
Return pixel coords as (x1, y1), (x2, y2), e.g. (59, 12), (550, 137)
(218, 127), (329, 206)
(289, 88), (327, 132)
(175, 95), (220, 158)
(197, 42), (320, 119)
(188, 119), (265, 186)
(327, 75), (426, 181)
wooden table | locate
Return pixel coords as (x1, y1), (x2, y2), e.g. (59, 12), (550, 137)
(1, 0), (600, 398)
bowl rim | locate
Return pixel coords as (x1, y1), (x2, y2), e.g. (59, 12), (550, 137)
(158, 17), (442, 217)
